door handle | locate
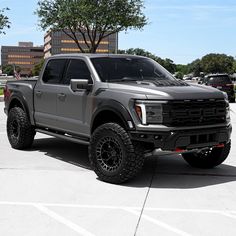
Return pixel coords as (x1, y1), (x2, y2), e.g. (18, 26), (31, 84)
(57, 93), (66, 100)
(36, 91), (42, 97)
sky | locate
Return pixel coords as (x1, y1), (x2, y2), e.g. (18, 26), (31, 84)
(0, 0), (236, 64)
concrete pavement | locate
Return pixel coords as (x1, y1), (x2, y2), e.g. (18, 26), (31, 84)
(0, 101), (236, 236)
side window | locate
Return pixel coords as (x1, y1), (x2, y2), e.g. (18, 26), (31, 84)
(42, 59), (67, 84)
(63, 59), (92, 85)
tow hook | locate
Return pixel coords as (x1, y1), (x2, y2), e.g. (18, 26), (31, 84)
(175, 148), (185, 153)
(215, 143), (225, 148)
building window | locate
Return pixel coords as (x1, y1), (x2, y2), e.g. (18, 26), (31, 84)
(60, 48), (109, 53)
(8, 61), (34, 65)
(61, 39), (109, 45)
(61, 48), (81, 52)
(8, 55), (31, 59)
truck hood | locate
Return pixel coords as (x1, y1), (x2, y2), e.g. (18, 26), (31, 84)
(107, 82), (225, 100)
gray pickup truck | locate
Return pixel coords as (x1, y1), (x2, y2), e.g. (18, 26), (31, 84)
(4, 54), (232, 183)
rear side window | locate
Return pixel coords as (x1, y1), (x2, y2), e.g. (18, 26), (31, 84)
(62, 59), (92, 85)
(42, 59), (67, 84)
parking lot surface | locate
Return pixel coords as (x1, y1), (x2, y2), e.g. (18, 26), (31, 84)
(0, 101), (236, 236)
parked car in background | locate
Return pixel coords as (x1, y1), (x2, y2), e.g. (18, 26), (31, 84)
(185, 77), (199, 84)
(183, 75), (193, 81)
(203, 74), (235, 103)
(230, 74), (236, 82)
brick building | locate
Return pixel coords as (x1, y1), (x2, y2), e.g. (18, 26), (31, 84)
(1, 42), (44, 76)
(44, 30), (118, 58)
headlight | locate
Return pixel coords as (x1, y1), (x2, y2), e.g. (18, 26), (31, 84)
(135, 101), (163, 125)
(222, 92), (228, 101)
(226, 104), (230, 120)
(223, 97), (230, 121)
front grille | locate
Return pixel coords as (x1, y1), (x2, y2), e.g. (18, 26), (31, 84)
(163, 99), (227, 127)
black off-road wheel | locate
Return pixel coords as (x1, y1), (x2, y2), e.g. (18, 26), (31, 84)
(89, 123), (145, 184)
(7, 107), (35, 150)
(182, 141), (231, 169)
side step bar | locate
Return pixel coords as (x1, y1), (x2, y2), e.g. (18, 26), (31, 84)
(35, 129), (90, 146)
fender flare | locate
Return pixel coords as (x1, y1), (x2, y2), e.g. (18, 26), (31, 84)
(91, 100), (135, 132)
(8, 92), (33, 124)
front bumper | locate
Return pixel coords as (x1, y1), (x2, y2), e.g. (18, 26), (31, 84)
(130, 125), (232, 151)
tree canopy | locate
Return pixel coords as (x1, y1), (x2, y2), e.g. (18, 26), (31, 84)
(201, 53), (235, 74)
(2, 64), (21, 76)
(0, 8), (10, 34)
(32, 59), (45, 76)
(187, 59), (202, 76)
(176, 54), (236, 77)
(36, 0), (147, 53)
(233, 61), (236, 73)
(120, 50), (236, 76)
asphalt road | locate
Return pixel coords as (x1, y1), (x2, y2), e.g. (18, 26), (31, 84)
(0, 101), (236, 236)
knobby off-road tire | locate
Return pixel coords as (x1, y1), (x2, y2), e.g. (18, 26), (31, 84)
(182, 141), (231, 169)
(89, 123), (145, 184)
(7, 107), (35, 150)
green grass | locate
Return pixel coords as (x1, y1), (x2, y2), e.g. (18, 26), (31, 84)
(0, 88), (3, 96)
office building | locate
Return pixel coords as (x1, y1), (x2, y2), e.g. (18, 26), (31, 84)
(1, 42), (44, 76)
(44, 30), (118, 58)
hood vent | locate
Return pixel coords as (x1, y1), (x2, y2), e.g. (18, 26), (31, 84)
(137, 80), (189, 87)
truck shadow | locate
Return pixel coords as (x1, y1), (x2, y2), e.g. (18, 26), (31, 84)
(31, 137), (91, 170)
(31, 137), (236, 189)
(130, 155), (236, 189)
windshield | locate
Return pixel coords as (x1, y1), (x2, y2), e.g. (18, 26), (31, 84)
(91, 57), (176, 82)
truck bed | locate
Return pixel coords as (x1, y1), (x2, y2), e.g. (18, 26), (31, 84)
(5, 79), (38, 125)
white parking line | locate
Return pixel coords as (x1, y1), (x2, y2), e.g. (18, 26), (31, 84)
(143, 207), (231, 214)
(220, 212), (236, 220)
(1, 201), (236, 215)
(0, 201), (137, 210)
(1, 201), (236, 235)
(34, 204), (95, 236)
(125, 208), (192, 236)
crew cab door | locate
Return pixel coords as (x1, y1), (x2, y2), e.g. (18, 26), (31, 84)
(34, 59), (67, 129)
(56, 59), (93, 136)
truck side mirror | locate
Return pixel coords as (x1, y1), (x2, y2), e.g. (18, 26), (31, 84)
(70, 79), (92, 92)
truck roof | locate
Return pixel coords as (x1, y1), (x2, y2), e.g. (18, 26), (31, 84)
(49, 53), (147, 60)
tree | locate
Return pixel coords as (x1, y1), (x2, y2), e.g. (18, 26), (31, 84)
(201, 54), (234, 74)
(161, 58), (176, 74)
(0, 8), (10, 34)
(32, 59), (45, 76)
(174, 71), (184, 80)
(176, 64), (189, 75)
(2, 64), (21, 76)
(121, 48), (158, 61)
(233, 60), (236, 73)
(36, 0), (147, 53)
(188, 59), (202, 76)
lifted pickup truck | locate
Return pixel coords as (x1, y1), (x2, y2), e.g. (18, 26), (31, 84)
(4, 54), (232, 183)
